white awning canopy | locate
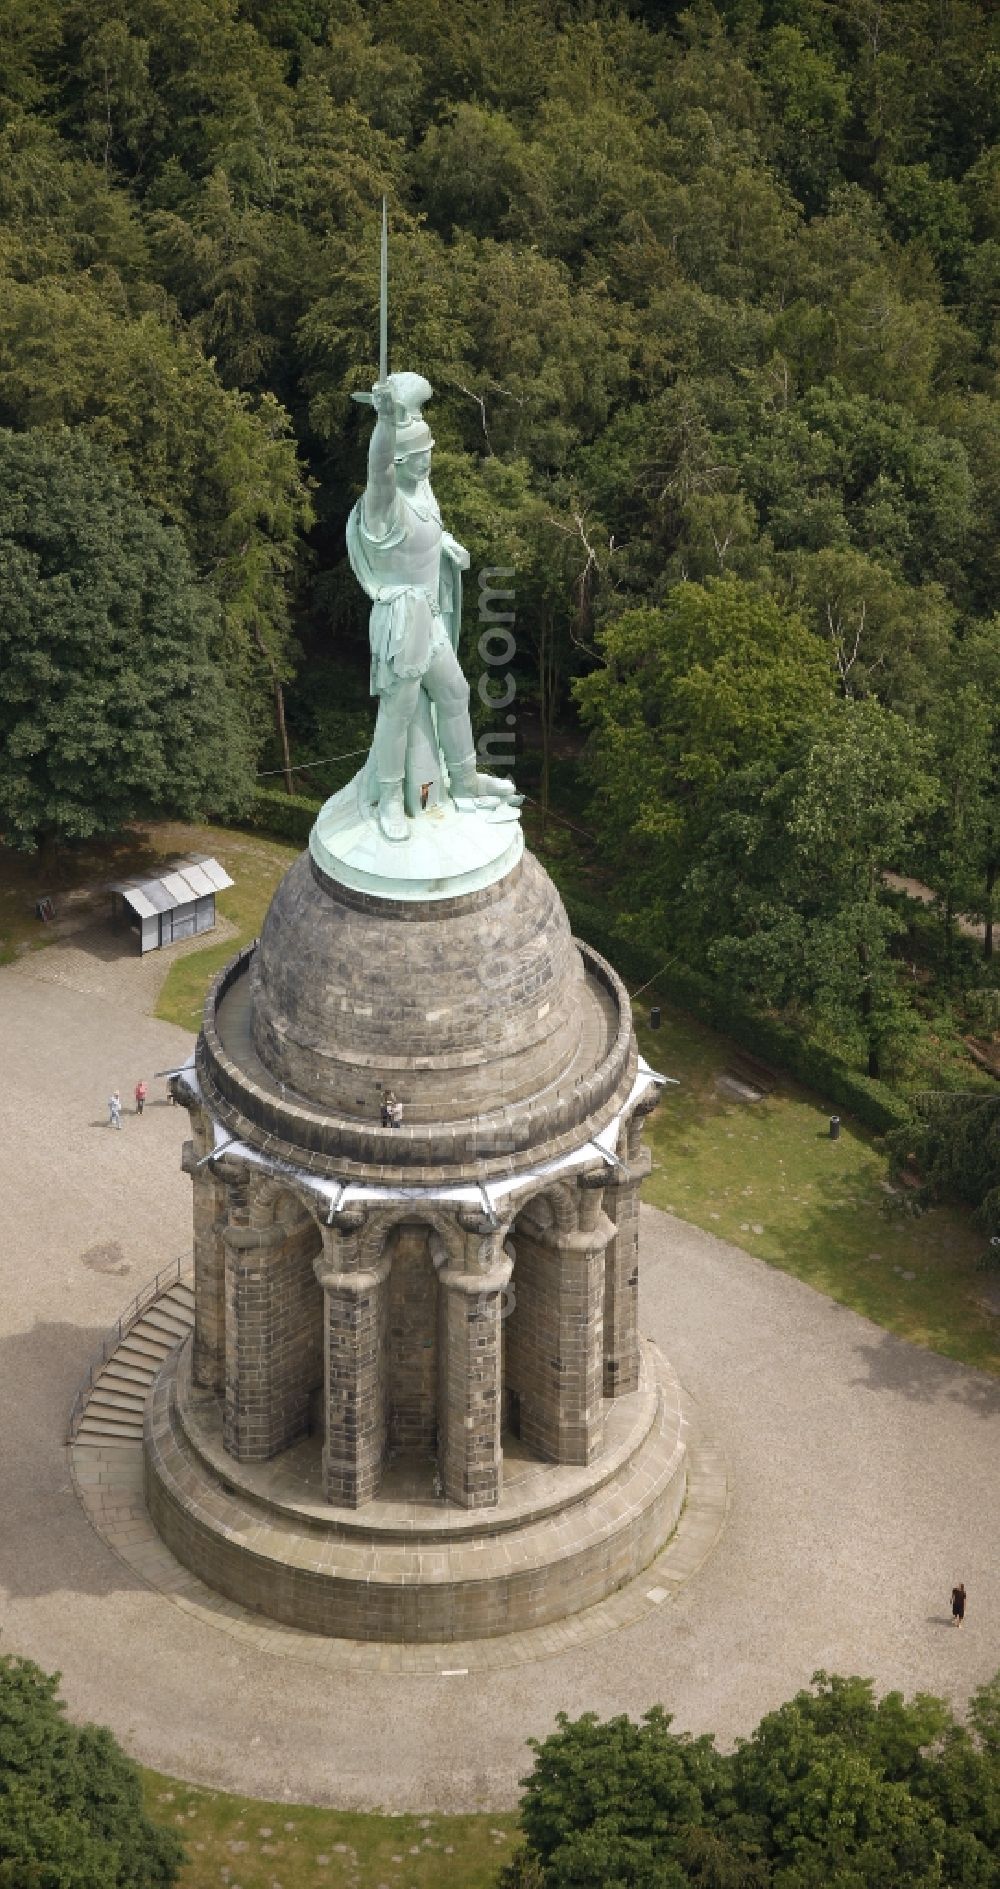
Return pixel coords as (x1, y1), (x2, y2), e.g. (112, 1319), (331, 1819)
(109, 854), (233, 920)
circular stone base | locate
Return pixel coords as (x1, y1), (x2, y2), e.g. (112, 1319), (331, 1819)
(310, 772), (524, 902)
(144, 1338), (687, 1643)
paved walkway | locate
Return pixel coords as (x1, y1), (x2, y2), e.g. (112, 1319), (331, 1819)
(1, 937), (999, 1811)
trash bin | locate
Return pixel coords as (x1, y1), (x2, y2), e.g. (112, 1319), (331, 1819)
(829, 1115), (841, 1140)
(649, 1005), (661, 1030)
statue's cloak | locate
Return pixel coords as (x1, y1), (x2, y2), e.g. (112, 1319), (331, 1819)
(346, 490), (467, 696)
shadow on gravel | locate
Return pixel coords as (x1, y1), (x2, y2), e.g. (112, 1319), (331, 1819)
(0, 1317), (148, 1600)
(849, 1330), (1000, 1416)
(47, 920), (135, 963)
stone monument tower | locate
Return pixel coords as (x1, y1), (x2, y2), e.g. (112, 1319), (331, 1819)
(146, 295), (686, 1640)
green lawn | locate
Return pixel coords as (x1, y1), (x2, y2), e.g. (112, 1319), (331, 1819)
(149, 822), (299, 1029)
(142, 1772), (518, 1889)
(635, 1001), (1000, 1376)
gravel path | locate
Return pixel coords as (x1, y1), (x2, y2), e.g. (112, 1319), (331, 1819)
(1, 936), (998, 1812)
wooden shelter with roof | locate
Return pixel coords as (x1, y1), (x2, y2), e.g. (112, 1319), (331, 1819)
(108, 855), (233, 953)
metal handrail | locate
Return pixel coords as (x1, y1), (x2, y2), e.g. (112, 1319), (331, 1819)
(66, 1254), (189, 1442)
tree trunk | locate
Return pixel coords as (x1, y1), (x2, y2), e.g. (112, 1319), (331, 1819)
(252, 624), (294, 795)
(273, 676), (294, 797)
(985, 857), (996, 960)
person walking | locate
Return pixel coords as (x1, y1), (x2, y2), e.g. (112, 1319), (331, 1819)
(134, 1079), (148, 1116)
(951, 1582), (967, 1629)
(108, 1090), (123, 1130)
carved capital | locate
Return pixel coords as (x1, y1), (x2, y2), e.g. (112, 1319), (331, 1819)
(314, 1211), (380, 1288)
(520, 1210), (617, 1257)
(436, 1253), (514, 1298)
(316, 1257), (392, 1296)
(222, 1221), (288, 1254)
(326, 1208), (368, 1239)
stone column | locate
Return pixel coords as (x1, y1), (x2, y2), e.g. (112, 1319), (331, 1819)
(316, 1212), (390, 1508)
(180, 1110), (227, 1392)
(435, 1215), (511, 1509)
(510, 1188), (614, 1466)
(598, 1092), (661, 1397)
(589, 1149), (650, 1400)
(221, 1172), (323, 1462)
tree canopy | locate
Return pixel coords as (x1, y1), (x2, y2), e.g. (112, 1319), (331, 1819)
(0, 427), (255, 851)
(0, 1650), (183, 1887)
(2, 0), (999, 1096)
(501, 1670), (1000, 1888)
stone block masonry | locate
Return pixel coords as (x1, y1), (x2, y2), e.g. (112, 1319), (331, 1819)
(223, 1199), (322, 1463)
(159, 830), (678, 1639)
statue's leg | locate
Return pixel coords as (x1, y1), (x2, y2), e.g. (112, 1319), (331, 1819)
(373, 679), (420, 841)
(423, 645), (517, 800)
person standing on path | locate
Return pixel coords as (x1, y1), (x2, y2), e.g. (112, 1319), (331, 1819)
(134, 1080), (147, 1116)
(951, 1582), (967, 1628)
(108, 1090), (122, 1130)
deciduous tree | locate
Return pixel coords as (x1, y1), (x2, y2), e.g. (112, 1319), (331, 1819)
(0, 1650), (183, 1887)
(0, 427), (254, 853)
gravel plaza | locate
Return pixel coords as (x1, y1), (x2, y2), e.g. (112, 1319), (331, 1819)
(1, 923), (999, 1812)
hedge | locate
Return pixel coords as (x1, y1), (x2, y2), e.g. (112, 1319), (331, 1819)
(240, 785), (323, 846)
(563, 891), (915, 1137)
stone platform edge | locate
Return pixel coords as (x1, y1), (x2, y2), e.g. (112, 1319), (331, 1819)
(142, 1340), (689, 1643)
(70, 1402), (727, 1675)
(171, 1336), (664, 1543)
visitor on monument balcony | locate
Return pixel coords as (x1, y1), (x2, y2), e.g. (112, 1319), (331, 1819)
(382, 1090), (403, 1128)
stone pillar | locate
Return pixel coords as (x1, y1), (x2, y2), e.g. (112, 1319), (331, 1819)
(435, 1216), (511, 1509)
(180, 1112), (227, 1392)
(222, 1175), (323, 1462)
(509, 1188), (614, 1466)
(599, 1092), (661, 1398)
(317, 1212), (390, 1508)
(590, 1150), (650, 1399)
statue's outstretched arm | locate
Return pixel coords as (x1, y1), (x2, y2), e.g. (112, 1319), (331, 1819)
(364, 382), (397, 535)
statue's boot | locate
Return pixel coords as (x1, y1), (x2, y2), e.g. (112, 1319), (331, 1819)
(448, 753), (520, 802)
(377, 778), (409, 843)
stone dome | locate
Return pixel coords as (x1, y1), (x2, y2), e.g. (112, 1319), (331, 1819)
(252, 848), (588, 1120)
(195, 844), (638, 1183)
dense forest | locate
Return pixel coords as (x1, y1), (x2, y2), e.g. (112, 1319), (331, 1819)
(0, 1), (999, 1170)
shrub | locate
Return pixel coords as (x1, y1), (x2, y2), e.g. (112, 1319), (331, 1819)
(240, 786), (323, 847)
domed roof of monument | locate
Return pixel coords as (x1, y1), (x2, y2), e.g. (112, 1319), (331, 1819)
(250, 847), (588, 1122)
(196, 843), (637, 1184)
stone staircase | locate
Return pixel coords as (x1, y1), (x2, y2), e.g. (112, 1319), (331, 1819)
(72, 1279), (195, 1447)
